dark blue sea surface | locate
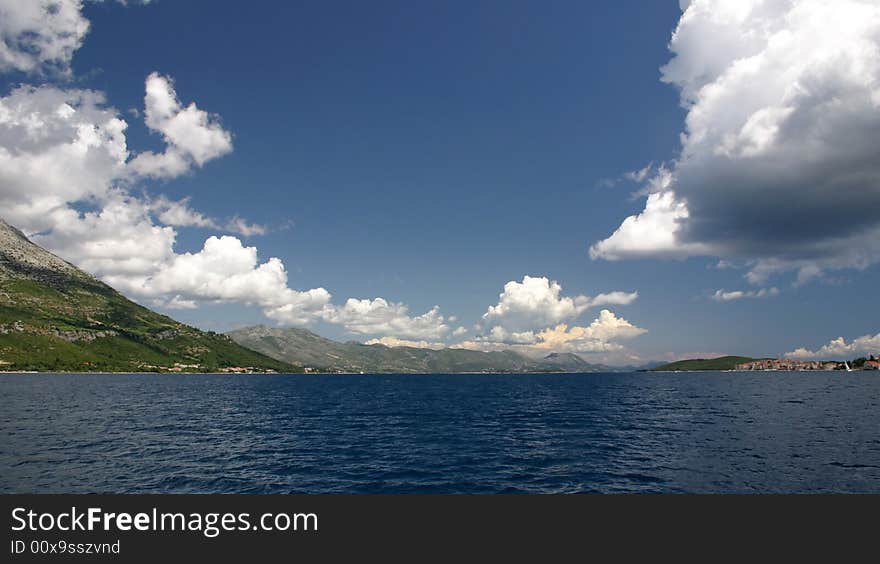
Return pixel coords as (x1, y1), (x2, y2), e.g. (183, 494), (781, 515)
(2, 372), (879, 493)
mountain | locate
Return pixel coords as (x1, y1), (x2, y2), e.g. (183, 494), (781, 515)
(539, 352), (607, 372)
(0, 218), (294, 373)
(227, 325), (614, 374)
(650, 356), (756, 371)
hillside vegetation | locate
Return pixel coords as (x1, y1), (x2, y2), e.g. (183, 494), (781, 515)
(0, 218), (293, 373)
(651, 356), (756, 372)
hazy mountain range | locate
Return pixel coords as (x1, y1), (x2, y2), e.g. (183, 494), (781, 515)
(0, 216), (652, 374)
(226, 325), (622, 373)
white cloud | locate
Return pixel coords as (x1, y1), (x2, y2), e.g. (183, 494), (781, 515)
(592, 0), (880, 283)
(0, 2), (456, 344)
(449, 340), (515, 353)
(0, 79), (264, 276)
(128, 72), (233, 178)
(108, 235), (331, 315)
(364, 336), (446, 350)
(225, 216), (267, 237)
(711, 287), (779, 302)
(321, 299), (450, 340)
(0, 0), (150, 75)
(127, 149), (190, 179)
(786, 333), (880, 360)
(150, 195), (218, 229)
(163, 296), (198, 310)
(448, 336), (646, 366)
(0, 85), (129, 232)
(587, 290), (640, 309)
(482, 275), (637, 332)
(590, 191), (708, 261)
(483, 276), (586, 330)
(0, 0), (90, 75)
(480, 326), (537, 345)
(2, 91), (441, 339)
(149, 197), (268, 237)
(0, 78), (439, 339)
(474, 276), (644, 357)
(535, 311), (647, 349)
(36, 193), (176, 278)
(464, 308), (646, 358)
(602, 162), (668, 192)
(624, 163), (653, 183)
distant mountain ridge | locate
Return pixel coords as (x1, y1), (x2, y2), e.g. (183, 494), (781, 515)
(227, 325), (616, 373)
(650, 356), (757, 371)
(0, 216), (640, 375)
(0, 218), (293, 372)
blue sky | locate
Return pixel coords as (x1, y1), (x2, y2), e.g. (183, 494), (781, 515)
(1, 0), (879, 363)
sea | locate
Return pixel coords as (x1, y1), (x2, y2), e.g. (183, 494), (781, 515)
(1, 372), (879, 493)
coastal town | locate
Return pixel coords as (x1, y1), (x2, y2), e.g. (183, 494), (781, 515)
(135, 363), (279, 374)
(736, 356), (880, 371)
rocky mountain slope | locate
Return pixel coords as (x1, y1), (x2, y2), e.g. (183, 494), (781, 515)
(0, 218), (294, 372)
(227, 325), (612, 373)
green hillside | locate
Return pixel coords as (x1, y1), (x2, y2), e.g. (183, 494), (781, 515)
(0, 218), (295, 373)
(651, 356), (756, 371)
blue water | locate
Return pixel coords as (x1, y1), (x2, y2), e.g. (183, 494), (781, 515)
(1, 372), (879, 493)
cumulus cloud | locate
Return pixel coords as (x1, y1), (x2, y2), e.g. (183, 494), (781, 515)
(31, 191), (443, 335)
(483, 276), (587, 330)
(591, 191), (711, 260)
(106, 235), (328, 312)
(482, 275), (637, 332)
(36, 193), (176, 278)
(533, 311), (648, 349)
(320, 299), (450, 340)
(471, 276), (644, 356)
(0, 0), (150, 75)
(0, 0), (646, 355)
(479, 326), (538, 346)
(0, 0), (90, 75)
(55, 220), (447, 338)
(592, 0), (880, 283)
(0, 85), (129, 232)
(786, 333), (880, 360)
(456, 309), (647, 357)
(364, 336), (446, 350)
(128, 73), (233, 178)
(0, 66), (443, 340)
(477, 310), (646, 349)
(0, 78), (262, 273)
(711, 287), (779, 302)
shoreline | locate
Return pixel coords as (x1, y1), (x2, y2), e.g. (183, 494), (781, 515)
(2, 369), (869, 376)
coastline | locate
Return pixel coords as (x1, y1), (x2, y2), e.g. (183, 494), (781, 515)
(3, 369), (870, 376)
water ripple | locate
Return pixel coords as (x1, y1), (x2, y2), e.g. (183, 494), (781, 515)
(1, 372), (879, 493)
